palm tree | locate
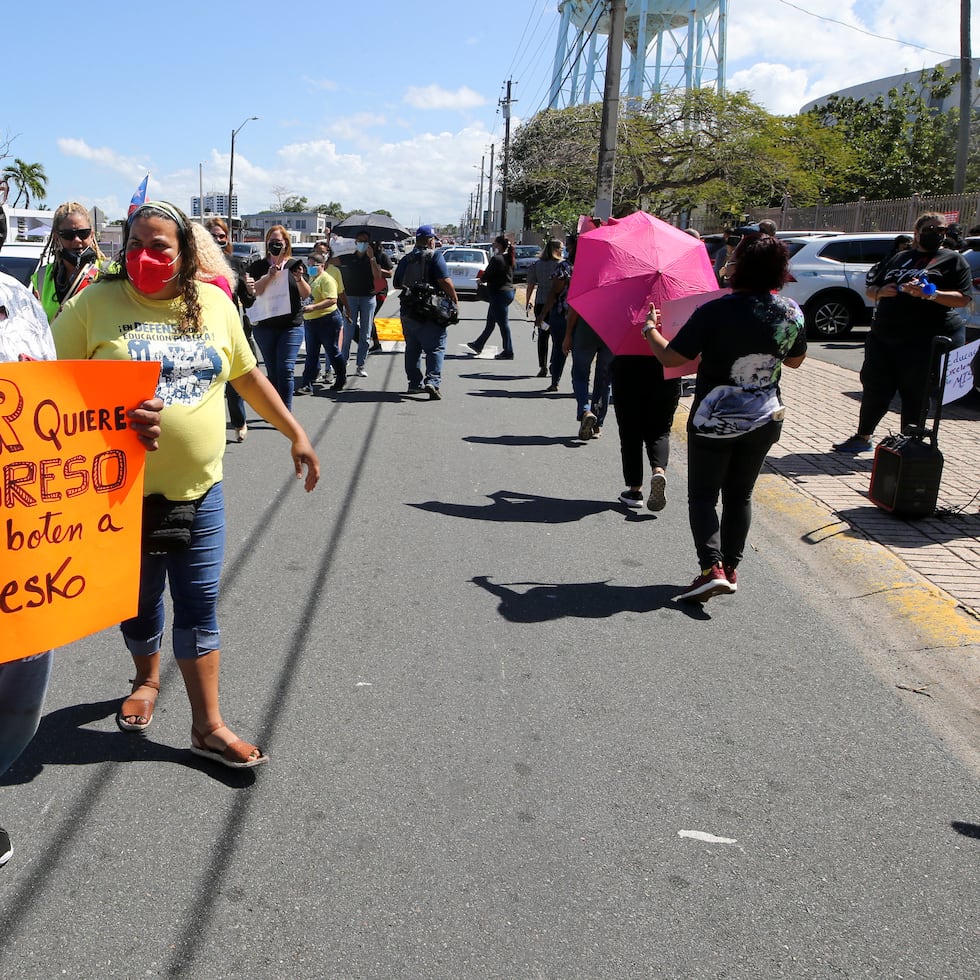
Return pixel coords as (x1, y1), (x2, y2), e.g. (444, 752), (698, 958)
(2, 159), (47, 207)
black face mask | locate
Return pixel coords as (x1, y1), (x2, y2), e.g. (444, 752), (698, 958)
(726, 236), (740, 247)
(268, 241), (285, 256)
(63, 247), (85, 267)
(918, 229), (943, 252)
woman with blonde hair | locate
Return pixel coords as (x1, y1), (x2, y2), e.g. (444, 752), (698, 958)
(247, 224), (310, 410)
(32, 201), (107, 322)
(205, 216), (257, 441)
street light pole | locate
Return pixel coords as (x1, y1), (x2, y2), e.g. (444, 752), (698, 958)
(228, 116), (258, 242)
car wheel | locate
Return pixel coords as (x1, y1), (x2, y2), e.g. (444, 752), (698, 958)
(805, 295), (857, 338)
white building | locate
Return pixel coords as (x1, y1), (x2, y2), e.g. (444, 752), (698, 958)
(801, 58), (976, 115)
(241, 210), (334, 243)
(191, 193), (239, 220)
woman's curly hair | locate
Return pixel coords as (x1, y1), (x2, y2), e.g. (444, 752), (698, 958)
(101, 202), (203, 332)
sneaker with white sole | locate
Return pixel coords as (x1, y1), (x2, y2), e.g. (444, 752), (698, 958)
(678, 564), (735, 603)
(355, 367), (368, 378)
(618, 489), (643, 508)
(647, 472), (667, 512)
(832, 435), (873, 454)
(0, 827), (12, 868)
(723, 564), (738, 592)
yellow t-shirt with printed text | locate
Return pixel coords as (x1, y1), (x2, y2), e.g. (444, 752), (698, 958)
(52, 279), (256, 500)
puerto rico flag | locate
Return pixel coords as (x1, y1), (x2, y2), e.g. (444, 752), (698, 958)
(128, 175), (149, 218)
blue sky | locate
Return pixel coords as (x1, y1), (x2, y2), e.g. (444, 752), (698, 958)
(3, 0), (973, 227)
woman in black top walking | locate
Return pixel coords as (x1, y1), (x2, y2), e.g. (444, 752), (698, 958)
(467, 235), (516, 360)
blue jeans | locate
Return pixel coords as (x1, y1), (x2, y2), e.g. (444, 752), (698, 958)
(0, 651), (53, 776)
(402, 312), (447, 389)
(225, 382), (246, 429)
(472, 288), (515, 354)
(303, 310), (347, 383)
(342, 295), (377, 368)
(122, 483), (225, 660)
(252, 322), (303, 412)
(547, 308), (569, 384)
(571, 319), (614, 424)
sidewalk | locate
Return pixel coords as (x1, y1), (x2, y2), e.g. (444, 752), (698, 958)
(763, 357), (980, 618)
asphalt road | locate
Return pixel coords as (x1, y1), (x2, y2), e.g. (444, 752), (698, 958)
(1, 297), (977, 979)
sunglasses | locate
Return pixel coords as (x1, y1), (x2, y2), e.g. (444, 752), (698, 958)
(59, 228), (92, 241)
(211, 235), (228, 244)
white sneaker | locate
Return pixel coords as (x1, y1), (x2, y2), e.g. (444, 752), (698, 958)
(355, 367), (368, 378)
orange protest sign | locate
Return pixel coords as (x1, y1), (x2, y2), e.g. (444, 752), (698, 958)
(0, 359), (160, 663)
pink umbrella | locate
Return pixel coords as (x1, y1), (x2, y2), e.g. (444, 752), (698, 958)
(567, 211), (719, 356)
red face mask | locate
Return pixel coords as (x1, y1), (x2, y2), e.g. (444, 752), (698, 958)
(127, 247), (180, 294)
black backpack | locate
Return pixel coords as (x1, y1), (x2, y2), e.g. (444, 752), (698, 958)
(399, 250), (458, 326)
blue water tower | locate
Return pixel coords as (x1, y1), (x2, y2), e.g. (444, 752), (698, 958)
(549, 0), (727, 108)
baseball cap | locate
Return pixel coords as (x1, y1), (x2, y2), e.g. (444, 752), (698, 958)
(416, 225), (435, 238)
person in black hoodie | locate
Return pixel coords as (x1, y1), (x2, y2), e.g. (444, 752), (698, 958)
(466, 235), (516, 360)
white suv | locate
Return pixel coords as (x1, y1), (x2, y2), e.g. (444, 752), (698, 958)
(781, 233), (911, 337)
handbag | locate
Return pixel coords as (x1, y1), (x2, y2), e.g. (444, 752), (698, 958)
(475, 281), (490, 302)
(142, 494), (203, 554)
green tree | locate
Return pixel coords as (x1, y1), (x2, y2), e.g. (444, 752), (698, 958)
(316, 201), (347, 219)
(807, 66), (959, 200)
(281, 195), (309, 212)
(507, 89), (851, 229)
(2, 158), (47, 207)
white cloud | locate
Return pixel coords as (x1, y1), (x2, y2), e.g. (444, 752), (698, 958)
(326, 114), (387, 143)
(403, 85), (486, 110)
(56, 138), (149, 181)
(303, 75), (339, 91)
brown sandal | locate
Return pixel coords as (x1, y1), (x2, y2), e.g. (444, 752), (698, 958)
(116, 678), (160, 732)
(191, 722), (268, 769)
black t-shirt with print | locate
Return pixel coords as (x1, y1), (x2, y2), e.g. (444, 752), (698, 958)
(866, 247), (971, 342)
(339, 250), (393, 296)
(670, 292), (807, 433)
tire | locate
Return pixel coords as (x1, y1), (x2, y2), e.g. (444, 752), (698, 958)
(804, 293), (859, 338)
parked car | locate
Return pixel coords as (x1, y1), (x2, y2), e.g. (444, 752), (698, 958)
(440, 246), (488, 296)
(232, 241), (262, 266)
(513, 244), (541, 282)
(781, 232), (912, 338)
(0, 242), (44, 287)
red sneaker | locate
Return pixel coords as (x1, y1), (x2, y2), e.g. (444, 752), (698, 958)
(723, 564), (738, 591)
(678, 564), (735, 603)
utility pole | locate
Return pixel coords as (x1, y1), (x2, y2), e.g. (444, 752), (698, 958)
(486, 143), (495, 241)
(595, 0), (626, 221)
(499, 79), (516, 237)
(954, 0), (972, 193)
(475, 154), (485, 240)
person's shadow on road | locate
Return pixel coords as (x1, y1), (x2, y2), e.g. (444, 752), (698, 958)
(471, 574), (707, 622)
(409, 489), (617, 523)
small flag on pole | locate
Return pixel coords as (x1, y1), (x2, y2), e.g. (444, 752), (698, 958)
(128, 175), (149, 218)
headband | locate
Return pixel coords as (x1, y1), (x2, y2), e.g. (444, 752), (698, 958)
(128, 200), (187, 232)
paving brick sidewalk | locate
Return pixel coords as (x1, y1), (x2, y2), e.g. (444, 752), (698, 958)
(763, 357), (980, 617)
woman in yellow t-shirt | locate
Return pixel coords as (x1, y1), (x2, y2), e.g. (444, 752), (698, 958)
(54, 201), (320, 769)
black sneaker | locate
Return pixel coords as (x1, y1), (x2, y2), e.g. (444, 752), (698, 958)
(464, 343), (482, 355)
(832, 435), (873, 454)
(578, 411), (597, 440)
(618, 489), (643, 508)
(406, 385), (426, 394)
(494, 351), (514, 360)
(0, 828), (12, 868)
(295, 383), (313, 395)
(647, 472), (667, 512)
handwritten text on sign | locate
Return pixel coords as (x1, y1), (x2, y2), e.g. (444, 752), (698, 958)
(0, 359), (159, 663)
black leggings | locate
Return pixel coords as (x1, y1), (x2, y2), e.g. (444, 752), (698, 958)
(858, 328), (964, 435)
(686, 420), (781, 570)
(610, 356), (681, 486)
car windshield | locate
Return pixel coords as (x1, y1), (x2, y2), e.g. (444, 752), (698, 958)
(443, 250), (484, 263)
(0, 256), (40, 287)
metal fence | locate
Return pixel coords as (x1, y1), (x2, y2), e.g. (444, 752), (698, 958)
(699, 192), (980, 235)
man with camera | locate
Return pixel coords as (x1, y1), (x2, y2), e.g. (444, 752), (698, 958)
(393, 225), (459, 400)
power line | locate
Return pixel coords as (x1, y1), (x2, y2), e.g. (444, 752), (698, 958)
(775, 0), (958, 59)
